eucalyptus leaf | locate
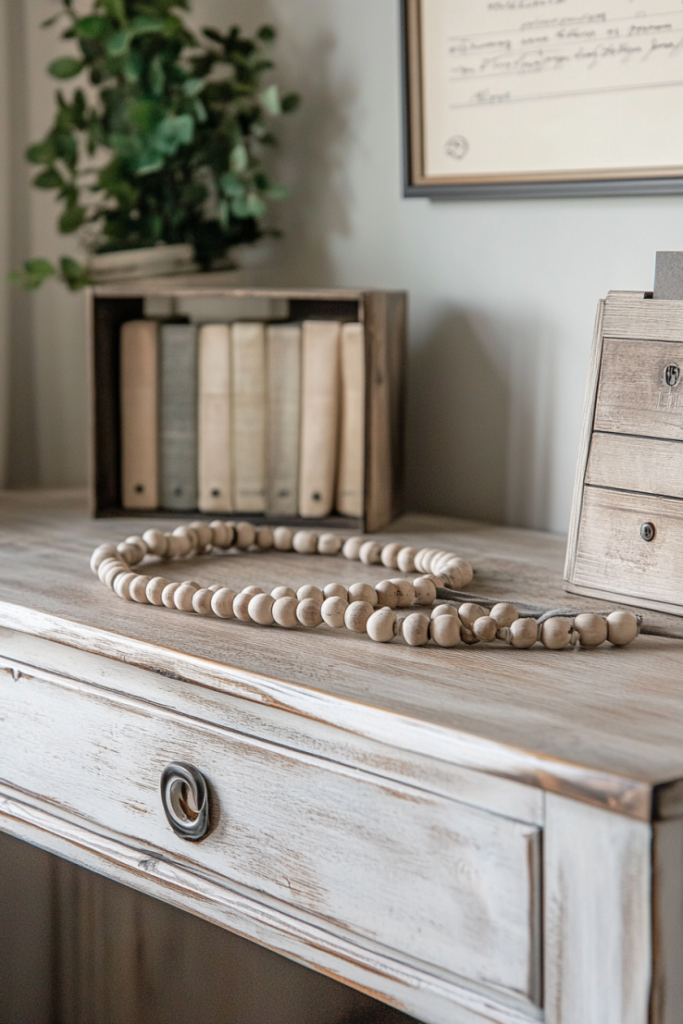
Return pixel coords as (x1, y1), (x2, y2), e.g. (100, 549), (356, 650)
(48, 57), (84, 79)
(34, 168), (64, 189)
(229, 142), (248, 173)
(59, 204), (86, 233)
(74, 16), (109, 39)
(260, 83), (280, 115)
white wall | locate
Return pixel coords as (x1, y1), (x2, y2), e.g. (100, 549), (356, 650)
(9, 0), (683, 530)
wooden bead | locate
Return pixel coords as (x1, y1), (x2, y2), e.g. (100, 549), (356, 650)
(128, 575), (151, 603)
(114, 572), (137, 600)
(125, 535), (148, 555)
(574, 612), (608, 647)
(171, 527), (196, 556)
(421, 549), (442, 574)
(146, 577), (171, 605)
(460, 627), (479, 645)
(413, 548), (432, 573)
(380, 543), (402, 569)
(428, 551), (450, 574)
(241, 585), (264, 597)
(367, 608), (397, 643)
(342, 536), (364, 560)
(209, 521), (232, 549)
(297, 584), (324, 603)
(348, 583), (378, 607)
(509, 618), (537, 648)
(424, 573), (444, 588)
(249, 593), (275, 625)
(272, 596), (299, 628)
(607, 611), (639, 647)
(323, 583), (348, 600)
(165, 534), (188, 558)
(402, 612), (430, 646)
(431, 604), (458, 620)
(211, 588), (237, 618)
(344, 600), (374, 633)
(141, 529), (168, 558)
(174, 582), (200, 612)
(187, 521), (211, 550)
(541, 616), (573, 650)
(208, 584), (222, 592)
(256, 526), (274, 550)
(117, 541), (144, 566)
(235, 522), (256, 549)
(98, 557), (124, 583)
(293, 530), (318, 554)
(458, 603), (486, 629)
(273, 526), (293, 551)
(271, 586), (297, 600)
(440, 558), (474, 589)
(297, 598), (323, 628)
(359, 540), (383, 565)
(103, 562), (128, 588)
(490, 603), (518, 628)
(413, 576), (437, 605)
(375, 580), (399, 609)
(397, 547), (416, 572)
(161, 582), (182, 608)
(90, 543), (118, 574)
(233, 592), (254, 621)
(473, 616), (498, 643)
(192, 589), (215, 615)
(318, 533), (342, 555)
(389, 579), (416, 608)
(430, 614), (461, 647)
(321, 596), (348, 628)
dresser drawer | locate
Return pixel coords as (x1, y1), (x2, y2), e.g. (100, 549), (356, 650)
(573, 486), (683, 607)
(0, 663), (541, 1007)
(594, 336), (683, 440)
(586, 432), (683, 499)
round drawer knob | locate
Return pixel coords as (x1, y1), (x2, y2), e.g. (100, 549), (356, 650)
(160, 762), (210, 842)
(640, 522), (656, 543)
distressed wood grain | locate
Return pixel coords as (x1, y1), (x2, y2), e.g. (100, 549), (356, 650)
(0, 789), (542, 1024)
(0, 662), (541, 1006)
(544, 794), (651, 1024)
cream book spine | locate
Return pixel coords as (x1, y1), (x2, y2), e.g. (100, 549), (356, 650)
(336, 322), (365, 517)
(298, 320), (341, 518)
(231, 321), (266, 513)
(120, 319), (159, 510)
(198, 323), (233, 513)
(266, 323), (301, 516)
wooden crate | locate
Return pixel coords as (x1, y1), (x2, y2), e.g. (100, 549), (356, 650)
(88, 276), (406, 533)
(565, 289), (683, 614)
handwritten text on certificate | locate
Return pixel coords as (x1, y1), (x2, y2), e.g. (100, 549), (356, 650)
(421, 0), (683, 180)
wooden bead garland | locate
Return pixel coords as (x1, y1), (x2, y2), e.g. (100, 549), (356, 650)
(91, 520), (642, 651)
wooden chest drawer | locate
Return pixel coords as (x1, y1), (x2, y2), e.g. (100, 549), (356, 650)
(573, 486), (683, 607)
(594, 337), (683, 440)
(0, 661), (542, 1009)
(586, 433), (683, 499)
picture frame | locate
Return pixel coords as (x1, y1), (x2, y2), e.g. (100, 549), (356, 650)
(401, 0), (683, 199)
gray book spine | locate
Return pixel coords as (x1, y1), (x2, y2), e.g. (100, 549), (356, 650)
(159, 323), (198, 510)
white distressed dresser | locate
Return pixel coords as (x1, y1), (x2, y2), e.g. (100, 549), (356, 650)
(2, 491), (683, 1024)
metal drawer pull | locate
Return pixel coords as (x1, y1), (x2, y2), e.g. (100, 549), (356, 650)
(640, 522), (656, 542)
(160, 762), (210, 842)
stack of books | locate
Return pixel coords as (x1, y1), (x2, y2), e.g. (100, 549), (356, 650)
(120, 318), (365, 519)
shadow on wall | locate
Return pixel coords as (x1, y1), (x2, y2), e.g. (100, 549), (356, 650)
(405, 309), (555, 528)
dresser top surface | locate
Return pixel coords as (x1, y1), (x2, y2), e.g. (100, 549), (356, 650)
(3, 489), (683, 818)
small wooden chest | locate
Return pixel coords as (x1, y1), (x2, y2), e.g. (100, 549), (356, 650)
(565, 290), (683, 614)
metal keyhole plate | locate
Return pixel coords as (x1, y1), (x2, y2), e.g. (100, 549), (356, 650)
(664, 364), (680, 387)
(640, 522), (655, 543)
(160, 762), (210, 842)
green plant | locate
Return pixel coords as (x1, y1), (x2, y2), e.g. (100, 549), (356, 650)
(10, 0), (300, 290)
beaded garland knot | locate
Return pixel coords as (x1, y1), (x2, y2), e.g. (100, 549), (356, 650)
(90, 520), (641, 650)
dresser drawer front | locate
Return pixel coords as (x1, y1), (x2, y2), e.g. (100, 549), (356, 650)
(586, 432), (683, 499)
(0, 666), (541, 1004)
(594, 337), (683, 440)
(574, 486), (683, 605)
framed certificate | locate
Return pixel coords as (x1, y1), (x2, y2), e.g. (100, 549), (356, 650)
(402, 0), (683, 197)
